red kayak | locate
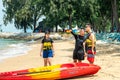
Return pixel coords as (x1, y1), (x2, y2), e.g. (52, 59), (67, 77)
(0, 62), (101, 80)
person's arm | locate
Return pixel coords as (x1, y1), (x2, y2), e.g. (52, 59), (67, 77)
(90, 33), (95, 54)
(71, 30), (76, 36)
(65, 29), (77, 39)
(83, 42), (87, 57)
(51, 43), (55, 56)
(40, 39), (44, 56)
(69, 30), (78, 40)
(51, 43), (54, 51)
(50, 38), (54, 51)
(50, 38), (55, 56)
(40, 44), (43, 56)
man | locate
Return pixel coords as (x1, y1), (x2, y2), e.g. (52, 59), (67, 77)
(69, 28), (86, 63)
(85, 23), (96, 64)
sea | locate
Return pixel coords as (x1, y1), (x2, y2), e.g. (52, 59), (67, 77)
(0, 38), (32, 62)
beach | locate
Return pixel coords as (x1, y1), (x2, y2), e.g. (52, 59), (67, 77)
(0, 40), (120, 80)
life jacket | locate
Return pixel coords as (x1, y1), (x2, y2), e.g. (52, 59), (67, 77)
(85, 32), (96, 47)
(42, 38), (53, 50)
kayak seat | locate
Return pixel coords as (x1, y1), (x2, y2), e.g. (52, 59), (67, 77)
(75, 63), (89, 66)
(61, 63), (75, 68)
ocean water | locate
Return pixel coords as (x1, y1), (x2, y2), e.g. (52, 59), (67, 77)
(0, 39), (31, 61)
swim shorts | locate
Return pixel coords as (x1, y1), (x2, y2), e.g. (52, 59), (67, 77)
(43, 50), (53, 58)
(73, 49), (84, 60)
(87, 47), (96, 63)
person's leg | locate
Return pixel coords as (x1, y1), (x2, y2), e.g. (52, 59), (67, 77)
(77, 50), (84, 63)
(87, 57), (94, 64)
(43, 51), (48, 66)
(47, 50), (53, 66)
(78, 60), (82, 63)
(73, 59), (78, 63)
(47, 58), (52, 66)
(87, 48), (95, 64)
(44, 58), (48, 66)
(73, 50), (78, 62)
(87, 54), (94, 64)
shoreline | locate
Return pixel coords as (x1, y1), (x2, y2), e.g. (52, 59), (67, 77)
(0, 40), (120, 80)
(0, 39), (31, 62)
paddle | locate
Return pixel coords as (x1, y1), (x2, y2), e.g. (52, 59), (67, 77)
(17, 70), (51, 75)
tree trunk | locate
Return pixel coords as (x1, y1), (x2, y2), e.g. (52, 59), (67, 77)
(111, 11), (114, 32)
(24, 22), (27, 33)
(111, 0), (120, 32)
(69, 14), (72, 29)
(55, 25), (58, 32)
(22, 17), (27, 33)
(22, 19), (27, 33)
(33, 18), (37, 30)
(33, 12), (37, 31)
(117, 24), (120, 32)
(24, 25), (27, 33)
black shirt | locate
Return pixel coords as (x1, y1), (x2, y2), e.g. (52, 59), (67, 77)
(41, 38), (53, 50)
(71, 32), (84, 50)
(71, 31), (91, 51)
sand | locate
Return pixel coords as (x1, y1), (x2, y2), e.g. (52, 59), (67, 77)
(0, 40), (120, 80)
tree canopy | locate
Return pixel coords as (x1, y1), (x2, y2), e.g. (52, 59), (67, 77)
(2, 0), (120, 33)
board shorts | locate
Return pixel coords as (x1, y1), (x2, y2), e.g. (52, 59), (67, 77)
(43, 50), (53, 58)
(73, 49), (84, 60)
(87, 47), (96, 63)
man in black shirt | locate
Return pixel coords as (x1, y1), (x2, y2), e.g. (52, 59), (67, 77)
(69, 29), (86, 62)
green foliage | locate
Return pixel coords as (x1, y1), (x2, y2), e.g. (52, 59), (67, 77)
(2, 0), (42, 33)
(2, 0), (120, 33)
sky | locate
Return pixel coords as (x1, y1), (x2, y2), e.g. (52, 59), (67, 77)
(0, 0), (45, 33)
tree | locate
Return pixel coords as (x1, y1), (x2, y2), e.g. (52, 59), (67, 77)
(2, 0), (43, 33)
(97, 0), (120, 32)
(111, 0), (120, 32)
(30, 0), (43, 31)
(2, 0), (120, 33)
(3, 0), (32, 32)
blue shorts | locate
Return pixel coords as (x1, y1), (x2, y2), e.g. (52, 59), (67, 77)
(43, 50), (53, 58)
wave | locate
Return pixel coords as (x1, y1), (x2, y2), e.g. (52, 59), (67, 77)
(0, 42), (31, 62)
